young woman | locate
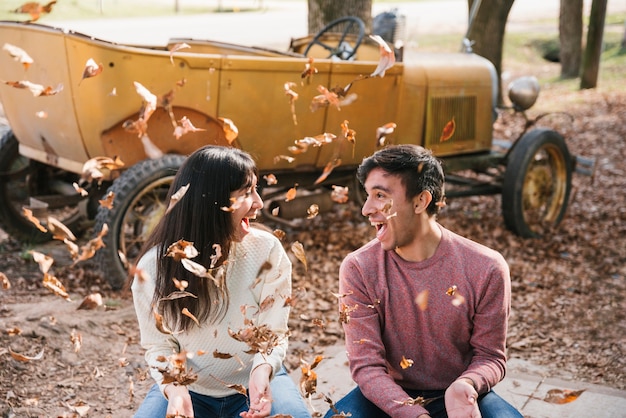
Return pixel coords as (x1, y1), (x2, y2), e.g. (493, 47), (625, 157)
(131, 145), (310, 418)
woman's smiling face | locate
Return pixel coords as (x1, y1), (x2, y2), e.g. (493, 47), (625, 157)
(230, 174), (263, 241)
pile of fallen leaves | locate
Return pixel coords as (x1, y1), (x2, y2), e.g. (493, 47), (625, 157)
(0, 87), (624, 417)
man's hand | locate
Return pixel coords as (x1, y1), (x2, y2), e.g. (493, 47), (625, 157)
(444, 379), (480, 418)
(164, 384), (193, 418)
(240, 364), (272, 418)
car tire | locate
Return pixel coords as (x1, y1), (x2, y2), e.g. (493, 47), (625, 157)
(0, 129), (84, 243)
(502, 128), (572, 238)
(94, 154), (186, 289)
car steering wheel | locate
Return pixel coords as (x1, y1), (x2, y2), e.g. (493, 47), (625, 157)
(303, 16), (366, 60)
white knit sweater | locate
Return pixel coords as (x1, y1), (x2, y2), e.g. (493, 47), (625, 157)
(132, 226), (292, 397)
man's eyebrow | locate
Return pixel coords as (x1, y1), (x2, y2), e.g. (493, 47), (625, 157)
(367, 185), (391, 194)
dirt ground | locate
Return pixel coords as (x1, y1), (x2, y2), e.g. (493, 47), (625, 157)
(1, 33), (625, 418)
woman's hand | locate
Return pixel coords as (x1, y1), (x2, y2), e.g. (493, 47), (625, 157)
(240, 364), (273, 418)
(444, 378), (481, 418)
(164, 384), (194, 418)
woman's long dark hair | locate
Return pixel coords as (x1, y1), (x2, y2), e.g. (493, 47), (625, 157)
(134, 145), (257, 331)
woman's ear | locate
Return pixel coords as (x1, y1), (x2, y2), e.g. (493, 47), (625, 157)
(413, 191), (432, 214)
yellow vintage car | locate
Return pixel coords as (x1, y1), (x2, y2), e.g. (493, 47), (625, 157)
(0, 17), (578, 288)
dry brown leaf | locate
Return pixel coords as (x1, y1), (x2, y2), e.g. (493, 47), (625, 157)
(290, 241), (307, 271)
(8, 347), (44, 363)
(167, 183), (190, 214)
(77, 293), (103, 310)
(30, 250), (53, 274)
(400, 355), (414, 369)
(169, 42), (191, 65)
(285, 185), (298, 202)
(47, 216), (77, 241)
(331, 185), (350, 204)
(80, 58), (103, 83)
(166, 239), (199, 261)
(415, 289), (429, 311)
(21, 207), (47, 233)
(2, 43), (34, 70)
(0, 272), (11, 290)
(369, 34), (396, 78)
(181, 308), (200, 326)
(543, 388), (585, 404)
(42, 273), (71, 300)
(98, 191), (115, 209)
(218, 117), (239, 144)
(70, 329), (82, 353)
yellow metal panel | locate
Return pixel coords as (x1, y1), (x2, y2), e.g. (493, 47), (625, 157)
(0, 23), (87, 171)
(64, 36), (221, 160)
(218, 56), (332, 172)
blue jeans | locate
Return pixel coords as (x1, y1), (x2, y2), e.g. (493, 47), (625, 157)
(324, 386), (523, 418)
(135, 365), (310, 418)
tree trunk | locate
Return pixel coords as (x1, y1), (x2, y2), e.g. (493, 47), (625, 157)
(307, 0), (372, 34)
(466, 0), (515, 105)
(580, 0), (608, 89)
(559, 0), (583, 78)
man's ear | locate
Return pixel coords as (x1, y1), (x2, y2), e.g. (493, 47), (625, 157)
(413, 191), (432, 214)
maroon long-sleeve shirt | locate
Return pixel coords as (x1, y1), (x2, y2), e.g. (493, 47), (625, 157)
(339, 224), (511, 417)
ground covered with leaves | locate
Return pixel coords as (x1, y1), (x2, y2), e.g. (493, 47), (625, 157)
(0, 86), (624, 417)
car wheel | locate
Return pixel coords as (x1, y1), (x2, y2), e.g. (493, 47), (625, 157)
(0, 129), (85, 243)
(502, 128), (572, 238)
(94, 154), (186, 289)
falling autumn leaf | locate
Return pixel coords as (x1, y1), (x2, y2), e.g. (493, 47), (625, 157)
(141, 134), (164, 159)
(2, 43), (34, 70)
(290, 241), (307, 271)
(166, 239), (199, 261)
(13, 1), (57, 22)
(285, 185), (298, 202)
(173, 116), (206, 140)
(301, 57), (318, 82)
(72, 182), (89, 197)
(98, 191), (115, 209)
(3, 80), (63, 97)
(329, 185), (349, 204)
(307, 204), (319, 219)
(376, 122), (397, 147)
(47, 216), (77, 241)
(181, 308), (200, 326)
(314, 158), (341, 185)
(263, 174), (278, 186)
(22, 207), (47, 233)
(80, 58), (103, 84)
(273, 155), (295, 164)
(81, 155), (125, 184)
(166, 183), (190, 214)
(284, 82), (299, 125)
(169, 42), (191, 65)
(400, 356), (414, 369)
(218, 117), (239, 144)
(369, 35), (396, 78)
(415, 289), (429, 311)
(439, 117), (456, 142)
(42, 273), (71, 301)
(30, 250), (54, 274)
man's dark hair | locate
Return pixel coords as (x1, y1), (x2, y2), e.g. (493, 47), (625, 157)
(357, 144), (445, 216)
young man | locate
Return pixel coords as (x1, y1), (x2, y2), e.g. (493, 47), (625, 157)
(326, 145), (522, 418)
